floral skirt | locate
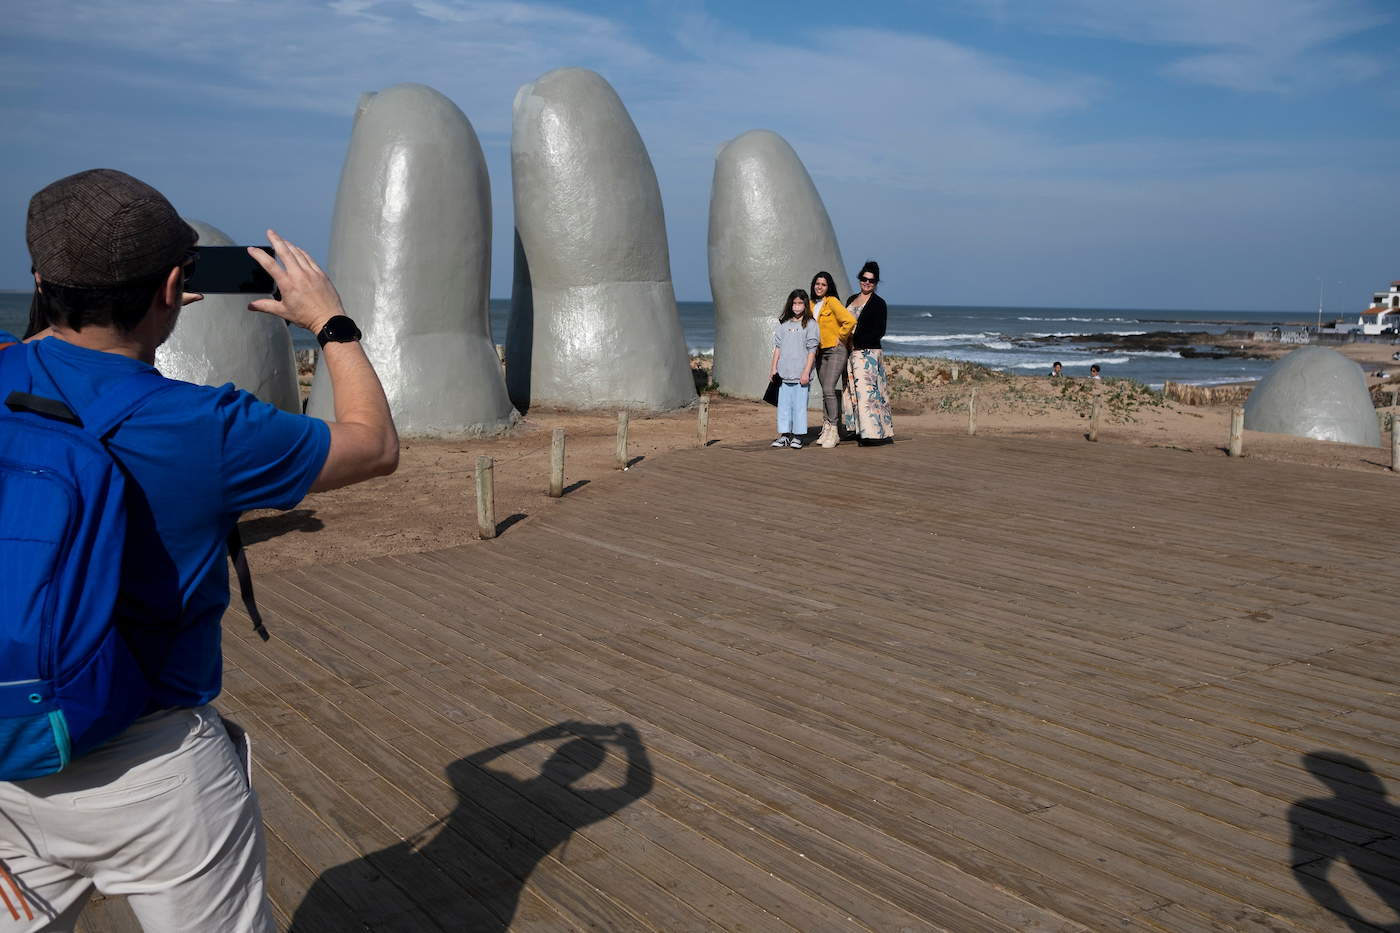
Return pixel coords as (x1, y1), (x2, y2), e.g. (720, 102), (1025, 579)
(842, 348), (894, 439)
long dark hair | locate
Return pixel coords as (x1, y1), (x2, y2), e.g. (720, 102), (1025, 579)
(857, 260), (880, 288)
(809, 271), (840, 307)
(780, 288), (812, 325)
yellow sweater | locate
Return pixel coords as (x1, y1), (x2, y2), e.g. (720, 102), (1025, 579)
(815, 295), (857, 349)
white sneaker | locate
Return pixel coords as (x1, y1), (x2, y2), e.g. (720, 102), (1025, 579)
(790, 435), (803, 449)
(819, 424), (838, 448)
(771, 436), (789, 447)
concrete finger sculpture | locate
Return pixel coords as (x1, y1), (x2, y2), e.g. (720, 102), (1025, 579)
(155, 219), (299, 412)
(307, 83), (517, 436)
(1243, 346), (1381, 446)
(506, 67), (695, 412)
(709, 129), (850, 402)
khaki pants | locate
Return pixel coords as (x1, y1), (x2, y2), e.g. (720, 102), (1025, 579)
(0, 706), (273, 932)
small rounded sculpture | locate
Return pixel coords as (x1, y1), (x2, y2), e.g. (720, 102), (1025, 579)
(156, 219), (299, 413)
(708, 130), (849, 402)
(1243, 346), (1381, 446)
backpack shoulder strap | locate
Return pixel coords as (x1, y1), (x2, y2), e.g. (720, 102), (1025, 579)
(0, 345), (176, 437)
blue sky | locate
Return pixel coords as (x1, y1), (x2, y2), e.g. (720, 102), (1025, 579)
(2, 0), (1396, 310)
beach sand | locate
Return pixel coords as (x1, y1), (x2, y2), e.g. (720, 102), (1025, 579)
(242, 350), (1398, 574)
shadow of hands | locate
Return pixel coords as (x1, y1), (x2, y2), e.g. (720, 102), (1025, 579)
(289, 721), (653, 932)
(1290, 752), (1400, 932)
(238, 509), (322, 545)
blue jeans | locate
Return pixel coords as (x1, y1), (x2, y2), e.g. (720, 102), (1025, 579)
(777, 381), (809, 435)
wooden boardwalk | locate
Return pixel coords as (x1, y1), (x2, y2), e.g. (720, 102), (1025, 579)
(77, 433), (1400, 932)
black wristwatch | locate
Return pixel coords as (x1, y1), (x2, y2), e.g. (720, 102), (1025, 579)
(316, 315), (362, 348)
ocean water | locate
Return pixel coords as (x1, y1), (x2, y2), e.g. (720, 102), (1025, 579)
(3, 292), (1313, 388)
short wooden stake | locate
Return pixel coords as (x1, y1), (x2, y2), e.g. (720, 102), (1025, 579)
(697, 396), (710, 445)
(549, 428), (565, 497)
(616, 410), (629, 469)
(1392, 410), (1399, 473)
(475, 456), (496, 539)
(1229, 407), (1244, 457)
(1089, 396), (1102, 442)
(1379, 408), (1387, 437)
(967, 388), (977, 436)
(951, 364), (959, 383)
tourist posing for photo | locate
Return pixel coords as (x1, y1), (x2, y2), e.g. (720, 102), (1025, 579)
(843, 261), (894, 444)
(810, 271), (856, 448)
(770, 289), (819, 449)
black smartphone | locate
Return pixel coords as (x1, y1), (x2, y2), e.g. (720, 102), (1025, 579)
(186, 246), (278, 297)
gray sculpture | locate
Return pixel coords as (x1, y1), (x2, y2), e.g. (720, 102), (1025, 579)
(1243, 346), (1380, 446)
(506, 67), (695, 412)
(307, 83), (517, 436)
(155, 219), (299, 413)
(708, 130), (850, 402)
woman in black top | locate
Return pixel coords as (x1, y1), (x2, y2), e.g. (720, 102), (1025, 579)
(841, 260), (893, 442)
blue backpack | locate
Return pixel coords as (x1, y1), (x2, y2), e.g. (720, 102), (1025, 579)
(0, 341), (179, 780)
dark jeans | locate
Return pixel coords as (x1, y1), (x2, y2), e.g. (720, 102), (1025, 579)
(816, 344), (848, 425)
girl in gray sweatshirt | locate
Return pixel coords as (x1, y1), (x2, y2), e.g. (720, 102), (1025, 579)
(769, 289), (819, 448)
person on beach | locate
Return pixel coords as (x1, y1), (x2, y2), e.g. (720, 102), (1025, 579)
(1090, 363), (1101, 380)
(1051, 361), (1062, 378)
(810, 271), (856, 448)
(0, 169), (398, 932)
(842, 261), (894, 444)
(770, 289), (818, 448)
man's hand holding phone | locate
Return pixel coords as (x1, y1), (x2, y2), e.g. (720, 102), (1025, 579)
(246, 231), (347, 338)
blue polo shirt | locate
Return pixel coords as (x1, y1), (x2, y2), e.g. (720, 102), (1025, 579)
(23, 337), (330, 709)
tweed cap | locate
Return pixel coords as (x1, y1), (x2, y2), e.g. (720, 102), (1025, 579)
(26, 169), (198, 288)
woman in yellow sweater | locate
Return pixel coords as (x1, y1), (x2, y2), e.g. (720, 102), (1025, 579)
(810, 271), (856, 448)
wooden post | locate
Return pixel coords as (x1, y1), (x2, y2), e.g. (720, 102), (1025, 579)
(475, 456), (495, 539)
(549, 428), (565, 498)
(1378, 408), (1387, 437)
(1089, 396), (1102, 442)
(616, 410), (629, 469)
(1392, 411), (1399, 472)
(697, 396), (709, 446)
(1229, 407), (1244, 457)
(950, 364), (959, 383)
(967, 388), (977, 436)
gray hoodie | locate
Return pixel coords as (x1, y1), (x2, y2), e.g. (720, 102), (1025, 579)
(773, 318), (819, 383)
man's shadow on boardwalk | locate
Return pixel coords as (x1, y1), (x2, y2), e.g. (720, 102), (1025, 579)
(1290, 752), (1400, 932)
(289, 721), (653, 932)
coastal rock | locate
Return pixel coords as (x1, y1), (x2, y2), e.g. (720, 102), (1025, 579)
(156, 219), (299, 412)
(709, 130), (850, 402)
(308, 83), (516, 436)
(1243, 346), (1380, 446)
(506, 67), (694, 412)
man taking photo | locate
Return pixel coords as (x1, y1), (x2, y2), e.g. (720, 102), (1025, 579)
(0, 168), (398, 931)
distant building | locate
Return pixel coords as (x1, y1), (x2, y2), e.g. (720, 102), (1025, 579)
(1360, 280), (1399, 335)
(1320, 278), (1399, 336)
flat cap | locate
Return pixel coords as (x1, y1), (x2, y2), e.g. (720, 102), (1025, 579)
(27, 169), (197, 289)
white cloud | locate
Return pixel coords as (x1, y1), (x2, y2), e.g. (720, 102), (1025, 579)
(970, 0), (1393, 92)
(1, 0), (1099, 187)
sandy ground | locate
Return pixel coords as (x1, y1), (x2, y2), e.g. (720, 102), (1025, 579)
(242, 345), (1400, 574)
